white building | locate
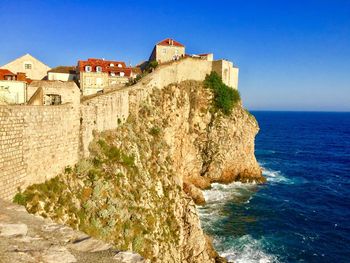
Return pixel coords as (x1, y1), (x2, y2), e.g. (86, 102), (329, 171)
(47, 66), (77, 81)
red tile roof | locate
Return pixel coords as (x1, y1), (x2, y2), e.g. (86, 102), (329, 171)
(0, 69), (32, 83)
(77, 58), (131, 76)
(0, 69), (15, 80)
(156, 38), (185, 47)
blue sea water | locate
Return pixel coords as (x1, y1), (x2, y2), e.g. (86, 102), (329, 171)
(198, 111), (350, 263)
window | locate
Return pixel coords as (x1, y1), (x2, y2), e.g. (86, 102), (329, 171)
(117, 64), (122, 68)
(96, 77), (103, 85)
(24, 63), (32, 69)
(96, 66), (102, 72)
(110, 63), (114, 67)
(110, 72), (116, 77)
(119, 72), (125, 77)
(44, 94), (61, 105)
(162, 48), (166, 54)
(175, 49), (178, 55)
(85, 66), (92, 72)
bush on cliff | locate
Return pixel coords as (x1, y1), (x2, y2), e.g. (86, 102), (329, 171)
(204, 71), (241, 115)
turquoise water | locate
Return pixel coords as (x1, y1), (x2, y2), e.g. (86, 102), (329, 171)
(198, 111), (350, 263)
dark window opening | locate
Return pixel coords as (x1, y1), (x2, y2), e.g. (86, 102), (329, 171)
(44, 94), (62, 105)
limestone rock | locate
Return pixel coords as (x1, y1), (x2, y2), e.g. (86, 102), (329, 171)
(0, 223), (28, 237)
(114, 251), (150, 262)
(42, 246), (77, 263)
(69, 236), (112, 252)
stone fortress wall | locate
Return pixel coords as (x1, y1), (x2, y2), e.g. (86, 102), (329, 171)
(0, 57), (237, 200)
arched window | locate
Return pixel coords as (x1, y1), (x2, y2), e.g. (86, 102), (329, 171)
(110, 63), (114, 67)
(117, 64), (122, 68)
(85, 66), (92, 72)
(119, 72), (125, 77)
(96, 66), (102, 72)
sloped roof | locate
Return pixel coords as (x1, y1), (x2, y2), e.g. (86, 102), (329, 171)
(78, 58), (127, 71)
(77, 58), (131, 76)
(0, 69), (15, 79)
(156, 38), (185, 47)
(0, 53), (51, 69)
(48, 66), (76, 74)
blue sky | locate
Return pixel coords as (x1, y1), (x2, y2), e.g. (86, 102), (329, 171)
(1, 0), (349, 111)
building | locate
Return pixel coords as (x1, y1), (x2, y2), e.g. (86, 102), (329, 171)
(197, 53), (214, 61)
(27, 80), (80, 106)
(77, 58), (132, 96)
(212, 60), (239, 90)
(0, 69), (29, 105)
(0, 54), (51, 80)
(149, 38), (186, 64)
(48, 66), (77, 81)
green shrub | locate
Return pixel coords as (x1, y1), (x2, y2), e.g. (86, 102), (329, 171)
(147, 60), (158, 72)
(204, 71), (241, 115)
(13, 192), (27, 205)
(121, 153), (135, 167)
(149, 126), (161, 136)
(64, 166), (73, 174)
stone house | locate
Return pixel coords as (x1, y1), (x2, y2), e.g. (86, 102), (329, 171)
(48, 66), (77, 81)
(0, 54), (51, 80)
(149, 38), (186, 63)
(212, 60), (239, 90)
(27, 80), (80, 106)
(77, 58), (132, 96)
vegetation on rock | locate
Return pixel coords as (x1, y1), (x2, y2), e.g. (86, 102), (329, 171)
(14, 79), (263, 263)
(204, 71), (241, 115)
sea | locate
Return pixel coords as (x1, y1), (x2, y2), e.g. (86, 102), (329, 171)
(198, 111), (350, 263)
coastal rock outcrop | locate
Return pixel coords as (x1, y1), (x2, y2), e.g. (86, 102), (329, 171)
(16, 80), (264, 262)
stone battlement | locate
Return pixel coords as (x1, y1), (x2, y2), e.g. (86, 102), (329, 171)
(0, 58), (238, 200)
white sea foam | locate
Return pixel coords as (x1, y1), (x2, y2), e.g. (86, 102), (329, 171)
(263, 168), (293, 184)
(215, 235), (280, 263)
(198, 166), (284, 263)
(203, 182), (257, 204)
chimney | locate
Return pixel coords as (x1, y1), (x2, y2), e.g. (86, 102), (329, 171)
(17, 72), (26, 81)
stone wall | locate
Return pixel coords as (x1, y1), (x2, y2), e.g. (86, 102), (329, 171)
(80, 90), (129, 156)
(0, 57), (238, 200)
(0, 104), (80, 200)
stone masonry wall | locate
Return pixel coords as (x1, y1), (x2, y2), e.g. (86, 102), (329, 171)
(0, 104), (80, 200)
(80, 90), (129, 156)
(0, 57), (234, 200)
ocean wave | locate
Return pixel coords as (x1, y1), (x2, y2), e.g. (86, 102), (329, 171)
(263, 168), (293, 185)
(203, 182), (256, 204)
(217, 235), (280, 263)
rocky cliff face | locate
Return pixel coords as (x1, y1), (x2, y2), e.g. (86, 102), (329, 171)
(17, 80), (264, 262)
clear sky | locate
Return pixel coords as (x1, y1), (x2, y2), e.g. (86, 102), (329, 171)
(1, 0), (349, 111)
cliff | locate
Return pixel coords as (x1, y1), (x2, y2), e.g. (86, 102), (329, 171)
(14, 79), (264, 262)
